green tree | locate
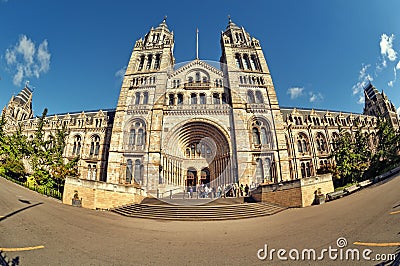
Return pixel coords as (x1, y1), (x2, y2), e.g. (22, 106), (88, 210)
(369, 117), (400, 175)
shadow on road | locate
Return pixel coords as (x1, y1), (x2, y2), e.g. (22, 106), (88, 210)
(18, 199), (31, 204)
(375, 247), (400, 266)
(0, 202), (43, 222)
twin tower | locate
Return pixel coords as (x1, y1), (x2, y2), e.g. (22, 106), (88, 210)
(106, 18), (289, 192)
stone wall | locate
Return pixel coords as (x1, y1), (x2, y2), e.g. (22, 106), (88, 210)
(300, 174), (334, 207)
(252, 173), (334, 207)
(63, 177), (146, 210)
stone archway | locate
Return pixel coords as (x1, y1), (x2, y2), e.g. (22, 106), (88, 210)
(161, 119), (232, 189)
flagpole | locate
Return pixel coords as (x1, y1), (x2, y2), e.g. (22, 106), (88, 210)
(196, 28), (199, 59)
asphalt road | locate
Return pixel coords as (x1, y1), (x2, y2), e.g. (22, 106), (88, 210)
(0, 175), (399, 266)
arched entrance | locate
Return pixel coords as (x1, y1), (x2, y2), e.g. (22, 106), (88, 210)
(162, 120), (233, 189)
(200, 168), (210, 185)
(186, 168), (197, 190)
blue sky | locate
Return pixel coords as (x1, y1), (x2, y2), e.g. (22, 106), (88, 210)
(1, 0), (400, 116)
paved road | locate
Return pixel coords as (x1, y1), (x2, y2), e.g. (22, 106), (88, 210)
(0, 175), (399, 266)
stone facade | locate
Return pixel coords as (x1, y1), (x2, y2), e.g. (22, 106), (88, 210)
(2, 18), (399, 204)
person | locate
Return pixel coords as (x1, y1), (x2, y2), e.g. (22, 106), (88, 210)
(205, 185), (209, 198)
(245, 184), (249, 196)
(189, 186), (193, 198)
(217, 185), (222, 198)
(212, 186), (216, 198)
(240, 184), (244, 196)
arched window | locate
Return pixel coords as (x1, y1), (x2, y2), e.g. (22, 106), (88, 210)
(247, 90), (255, 103)
(188, 77), (193, 83)
(134, 159), (142, 184)
(138, 55), (145, 71)
(154, 54), (161, 69)
(306, 162), (311, 177)
(255, 158), (264, 183)
(200, 93), (206, 104)
(315, 133), (327, 153)
(202, 76), (208, 83)
(252, 128), (261, 145)
(127, 120), (146, 149)
(265, 158), (272, 181)
(143, 92), (148, 105)
(213, 93), (220, 104)
(251, 119), (273, 148)
(87, 165), (91, 180)
(177, 93), (183, 105)
(135, 92), (140, 105)
(126, 159), (132, 183)
(169, 94), (175, 105)
(297, 133), (309, 153)
(129, 129), (136, 145)
(255, 91), (264, 103)
(146, 54), (152, 70)
(297, 140), (303, 153)
(191, 93), (197, 104)
(90, 135), (100, 156)
(92, 164), (97, 180)
(251, 54), (260, 71)
(195, 72), (201, 83)
(72, 135), (81, 155)
(235, 53), (243, 69)
(301, 163), (306, 178)
(137, 129), (144, 145)
(243, 54), (251, 70)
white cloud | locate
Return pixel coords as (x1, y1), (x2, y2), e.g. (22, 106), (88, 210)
(396, 61), (400, 70)
(397, 107), (400, 117)
(309, 92), (323, 103)
(357, 94), (365, 105)
(287, 87), (304, 99)
(352, 64), (373, 96)
(115, 66), (126, 82)
(380, 33), (397, 62)
(388, 80), (394, 87)
(4, 35), (51, 86)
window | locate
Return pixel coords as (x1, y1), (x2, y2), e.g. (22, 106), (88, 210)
(252, 128), (261, 145)
(255, 158), (264, 183)
(126, 159), (132, 183)
(247, 90), (255, 103)
(200, 93), (206, 104)
(297, 134), (309, 153)
(251, 119), (273, 148)
(169, 94), (175, 105)
(243, 54), (251, 70)
(135, 92), (140, 105)
(213, 93), (220, 104)
(195, 72), (201, 83)
(255, 91), (264, 103)
(143, 92), (148, 105)
(129, 129), (136, 145)
(137, 129), (144, 145)
(134, 159), (142, 184)
(188, 77), (193, 83)
(301, 163), (306, 178)
(154, 54), (161, 69)
(138, 55), (145, 71)
(127, 120), (146, 149)
(315, 133), (327, 152)
(202, 76), (208, 83)
(191, 93), (197, 104)
(235, 54), (243, 69)
(90, 135), (100, 156)
(251, 54), (261, 71)
(177, 93), (183, 105)
(146, 54), (152, 70)
(72, 135), (81, 155)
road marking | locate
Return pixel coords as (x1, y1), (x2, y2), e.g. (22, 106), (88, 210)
(353, 242), (400, 247)
(0, 246), (44, 252)
(389, 210), (400, 215)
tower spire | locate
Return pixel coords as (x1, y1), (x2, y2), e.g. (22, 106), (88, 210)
(196, 28), (199, 59)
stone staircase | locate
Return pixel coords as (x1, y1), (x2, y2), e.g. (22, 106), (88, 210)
(110, 198), (286, 221)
